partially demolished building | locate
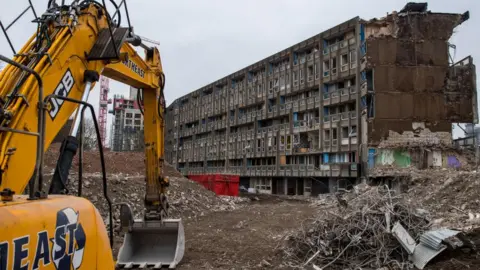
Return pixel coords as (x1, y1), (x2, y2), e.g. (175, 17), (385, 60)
(165, 3), (476, 195)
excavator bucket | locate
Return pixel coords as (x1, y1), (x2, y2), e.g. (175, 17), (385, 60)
(116, 205), (185, 269)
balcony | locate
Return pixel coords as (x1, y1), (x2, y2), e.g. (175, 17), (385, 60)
(293, 120), (308, 133)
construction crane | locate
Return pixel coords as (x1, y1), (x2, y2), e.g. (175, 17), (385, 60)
(0, 0), (184, 268)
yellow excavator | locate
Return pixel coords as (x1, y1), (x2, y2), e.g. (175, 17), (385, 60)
(0, 0), (184, 269)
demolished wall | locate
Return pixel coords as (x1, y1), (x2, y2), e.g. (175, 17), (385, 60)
(363, 6), (475, 147)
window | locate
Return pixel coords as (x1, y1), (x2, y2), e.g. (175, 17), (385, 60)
(126, 113), (133, 118)
(331, 57), (337, 74)
(324, 129), (330, 140)
(341, 54), (348, 72)
(350, 126), (357, 137)
(342, 127), (349, 138)
(341, 54), (348, 65)
(350, 152), (356, 163)
(350, 50), (357, 68)
(332, 129), (337, 139)
(293, 71), (298, 86)
(323, 60), (330, 71)
(126, 119), (132, 125)
(307, 65), (314, 81)
(314, 63), (320, 79)
(300, 69), (304, 84)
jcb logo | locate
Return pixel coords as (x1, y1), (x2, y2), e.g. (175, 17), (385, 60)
(49, 69), (75, 120)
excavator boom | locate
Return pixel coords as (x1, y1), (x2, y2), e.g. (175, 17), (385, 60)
(0, 1), (184, 268)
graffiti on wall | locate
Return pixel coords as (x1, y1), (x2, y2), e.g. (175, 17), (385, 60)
(372, 149), (464, 169)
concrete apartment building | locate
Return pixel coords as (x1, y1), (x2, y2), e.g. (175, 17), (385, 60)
(109, 87), (145, 151)
(165, 3), (476, 196)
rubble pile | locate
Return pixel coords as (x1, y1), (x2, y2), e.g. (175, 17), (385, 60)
(44, 143), (145, 174)
(45, 144), (248, 223)
(281, 185), (429, 269)
(62, 173), (247, 226)
(407, 169), (480, 230)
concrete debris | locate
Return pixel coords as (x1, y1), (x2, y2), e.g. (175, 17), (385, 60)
(378, 129), (452, 149)
(281, 186), (430, 269)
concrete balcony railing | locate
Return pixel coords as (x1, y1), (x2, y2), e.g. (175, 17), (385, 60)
(293, 120), (308, 132)
(350, 111), (357, 119)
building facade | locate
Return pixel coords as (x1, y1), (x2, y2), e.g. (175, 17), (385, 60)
(109, 88), (145, 151)
(165, 3), (476, 195)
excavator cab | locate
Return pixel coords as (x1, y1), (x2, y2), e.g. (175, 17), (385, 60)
(0, 0), (184, 268)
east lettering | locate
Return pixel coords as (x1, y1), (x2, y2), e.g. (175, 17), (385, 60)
(66, 223), (77, 254)
(33, 231), (50, 270)
(13, 236), (29, 270)
(0, 241), (8, 270)
(53, 225), (66, 261)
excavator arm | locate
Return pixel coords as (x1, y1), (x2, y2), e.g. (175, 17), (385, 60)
(0, 1), (183, 268)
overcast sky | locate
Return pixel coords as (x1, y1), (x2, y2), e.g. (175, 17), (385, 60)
(0, 0), (479, 142)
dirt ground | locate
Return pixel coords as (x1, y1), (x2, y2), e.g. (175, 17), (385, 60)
(44, 145), (480, 269)
(179, 196), (316, 270)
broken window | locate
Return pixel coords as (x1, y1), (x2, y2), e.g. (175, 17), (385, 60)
(331, 57), (337, 74)
(350, 126), (357, 137)
(350, 152), (356, 163)
(324, 129), (330, 140)
(342, 127), (349, 138)
(308, 65), (314, 77)
(323, 60), (330, 71)
(274, 78), (279, 91)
